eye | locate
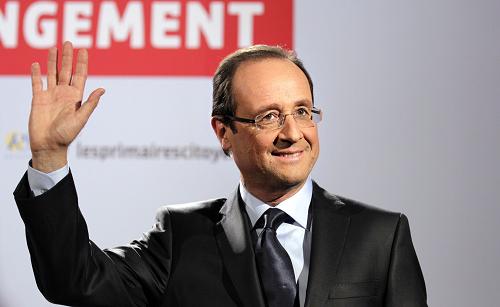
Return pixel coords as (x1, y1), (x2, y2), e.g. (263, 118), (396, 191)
(294, 107), (311, 118)
(259, 111), (280, 123)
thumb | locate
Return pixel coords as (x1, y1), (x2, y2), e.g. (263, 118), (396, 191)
(78, 88), (105, 123)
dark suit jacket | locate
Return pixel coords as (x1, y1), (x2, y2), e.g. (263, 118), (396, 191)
(14, 172), (427, 307)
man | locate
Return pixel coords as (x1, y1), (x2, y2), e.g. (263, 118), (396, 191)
(14, 42), (427, 307)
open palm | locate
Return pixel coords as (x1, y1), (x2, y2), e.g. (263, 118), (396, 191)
(29, 41), (104, 172)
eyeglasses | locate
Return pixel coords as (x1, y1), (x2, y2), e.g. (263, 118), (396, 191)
(222, 107), (322, 130)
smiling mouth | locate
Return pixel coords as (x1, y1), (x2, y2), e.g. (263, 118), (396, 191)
(271, 151), (304, 159)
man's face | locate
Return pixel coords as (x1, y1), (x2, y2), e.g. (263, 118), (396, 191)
(221, 58), (320, 193)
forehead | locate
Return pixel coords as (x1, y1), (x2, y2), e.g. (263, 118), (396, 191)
(232, 58), (312, 115)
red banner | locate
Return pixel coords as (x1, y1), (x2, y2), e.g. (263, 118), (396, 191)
(0, 0), (293, 75)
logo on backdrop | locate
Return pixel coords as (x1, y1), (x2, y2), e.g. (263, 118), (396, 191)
(4, 131), (29, 152)
(0, 0), (293, 75)
(2, 130), (31, 159)
(1, 130), (227, 162)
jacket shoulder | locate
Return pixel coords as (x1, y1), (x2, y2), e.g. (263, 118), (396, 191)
(338, 195), (401, 218)
(313, 182), (402, 220)
(154, 198), (227, 227)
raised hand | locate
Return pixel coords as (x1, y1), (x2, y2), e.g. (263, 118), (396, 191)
(29, 41), (105, 173)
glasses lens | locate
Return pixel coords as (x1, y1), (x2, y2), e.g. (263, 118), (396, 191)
(255, 111), (280, 130)
(294, 116), (314, 128)
(294, 108), (321, 128)
(255, 108), (321, 130)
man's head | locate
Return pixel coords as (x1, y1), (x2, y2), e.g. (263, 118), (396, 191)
(211, 45), (320, 201)
(212, 45), (314, 125)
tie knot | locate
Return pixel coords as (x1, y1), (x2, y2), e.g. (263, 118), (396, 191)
(257, 208), (293, 231)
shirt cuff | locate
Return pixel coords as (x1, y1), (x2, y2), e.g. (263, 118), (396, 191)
(27, 163), (70, 197)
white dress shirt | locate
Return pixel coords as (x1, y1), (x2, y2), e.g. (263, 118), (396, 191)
(239, 178), (312, 282)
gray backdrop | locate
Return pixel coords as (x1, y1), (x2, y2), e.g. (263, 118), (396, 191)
(1, 0), (499, 306)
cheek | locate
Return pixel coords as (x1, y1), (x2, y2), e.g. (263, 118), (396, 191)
(305, 131), (320, 161)
(232, 131), (276, 159)
(232, 134), (264, 161)
(311, 133), (319, 151)
(244, 137), (274, 168)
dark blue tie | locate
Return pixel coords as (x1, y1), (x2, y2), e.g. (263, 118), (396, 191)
(255, 208), (297, 307)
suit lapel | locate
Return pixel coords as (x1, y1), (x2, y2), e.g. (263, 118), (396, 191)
(304, 183), (351, 307)
(214, 187), (265, 307)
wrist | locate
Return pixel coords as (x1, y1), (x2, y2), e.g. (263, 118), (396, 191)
(31, 149), (68, 173)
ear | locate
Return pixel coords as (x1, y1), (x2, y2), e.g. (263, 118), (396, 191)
(211, 117), (232, 152)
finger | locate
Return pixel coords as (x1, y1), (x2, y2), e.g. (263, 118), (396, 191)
(71, 48), (88, 90)
(58, 41), (73, 85)
(47, 47), (58, 89)
(78, 88), (105, 123)
(31, 62), (42, 95)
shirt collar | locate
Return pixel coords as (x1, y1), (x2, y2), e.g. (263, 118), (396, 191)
(239, 178), (313, 229)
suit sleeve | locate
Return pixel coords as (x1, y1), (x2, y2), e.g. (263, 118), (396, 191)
(384, 214), (427, 307)
(14, 171), (172, 307)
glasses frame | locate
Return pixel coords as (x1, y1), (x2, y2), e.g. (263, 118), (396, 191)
(221, 107), (322, 130)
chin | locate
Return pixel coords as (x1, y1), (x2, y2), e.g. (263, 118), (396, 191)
(268, 173), (308, 189)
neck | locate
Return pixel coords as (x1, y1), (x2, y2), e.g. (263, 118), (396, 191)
(242, 178), (307, 206)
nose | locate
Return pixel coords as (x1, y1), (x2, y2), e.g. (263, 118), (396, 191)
(276, 114), (303, 143)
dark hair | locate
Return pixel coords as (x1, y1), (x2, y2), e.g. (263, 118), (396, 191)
(211, 45), (314, 121)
